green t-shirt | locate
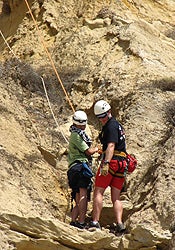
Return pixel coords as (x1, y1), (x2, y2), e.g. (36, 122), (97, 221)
(68, 132), (89, 167)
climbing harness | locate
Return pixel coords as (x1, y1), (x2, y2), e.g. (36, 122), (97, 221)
(98, 150), (137, 177)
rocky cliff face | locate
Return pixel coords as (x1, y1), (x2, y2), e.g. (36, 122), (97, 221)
(0, 0), (175, 249)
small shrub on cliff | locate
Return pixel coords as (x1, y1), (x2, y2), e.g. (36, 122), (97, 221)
(165, 99), (175, 126)
(153, 78), (175, 92)
(2, 58), (42, 92)
(165, 27), (175, 40)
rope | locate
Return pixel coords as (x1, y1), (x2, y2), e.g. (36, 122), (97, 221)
(0, 30), (21, 60)
(40, 76), (68, 143)
(24, 0), (75, 113)
(0, 29), (68, 144)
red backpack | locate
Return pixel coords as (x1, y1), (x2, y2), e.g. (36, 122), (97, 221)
(126, 153), (137, 173)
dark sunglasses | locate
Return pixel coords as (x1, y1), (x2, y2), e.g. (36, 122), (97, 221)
(96, 112), (107, 119)
(73, 119), (87, 123)
(78, 120), (87, 123)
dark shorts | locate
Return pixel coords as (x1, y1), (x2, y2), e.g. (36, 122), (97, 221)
(67, 163), (92, 193)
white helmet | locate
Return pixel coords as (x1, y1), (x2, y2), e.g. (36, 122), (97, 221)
(73, 110), (87, 125)
(94, 100), (111, 117)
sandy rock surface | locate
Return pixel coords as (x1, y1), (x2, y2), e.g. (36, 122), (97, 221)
(0, 0), (175, 249)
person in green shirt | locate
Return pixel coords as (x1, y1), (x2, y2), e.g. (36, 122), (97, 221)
(67, 110), (99, 229)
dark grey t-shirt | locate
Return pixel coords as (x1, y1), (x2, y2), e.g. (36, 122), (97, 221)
(99, 117), (126, 152)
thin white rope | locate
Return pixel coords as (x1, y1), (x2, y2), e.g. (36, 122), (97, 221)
(40, 76), (68, 143)
(0, 30), (21, 60)
(0, 29), (68, 144)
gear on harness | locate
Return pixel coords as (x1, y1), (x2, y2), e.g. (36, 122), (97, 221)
(97, 150), (137, 177)
(126, 153), (137, 173)
(67, 162), (93, 211)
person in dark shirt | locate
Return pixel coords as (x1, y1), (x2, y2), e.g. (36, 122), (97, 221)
(89, 100), (127, 233)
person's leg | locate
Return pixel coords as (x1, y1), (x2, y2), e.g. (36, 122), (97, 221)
(71, 192), (80, 222)
(90, 167), (111, 228)
(111, 186), (123, 224)
(78, 187), (88, 223)
(92, 186), (105, 222)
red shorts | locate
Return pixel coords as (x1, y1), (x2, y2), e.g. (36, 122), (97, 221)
(95, 160), (125, 190)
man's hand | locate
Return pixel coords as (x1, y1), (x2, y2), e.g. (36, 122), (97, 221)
(97, 148), (103, 155)
(97, 144), (103, 154)
(101, 162), (109, 176)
